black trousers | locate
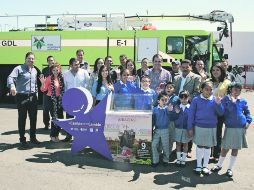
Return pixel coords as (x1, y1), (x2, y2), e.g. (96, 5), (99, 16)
(213, 116), (224, 158)
(48, 96), (64, 137)
(65, 113), (74, 139)
(16, 93), (38, 142)
(43, 94), (51, 127)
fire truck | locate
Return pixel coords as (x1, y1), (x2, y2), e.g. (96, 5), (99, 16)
(0, 10), (234, 102)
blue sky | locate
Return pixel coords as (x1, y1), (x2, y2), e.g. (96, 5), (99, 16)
(1, 0), (253, 31)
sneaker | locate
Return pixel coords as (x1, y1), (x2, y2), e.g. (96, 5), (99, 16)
(30, 138), (40, 144)
(61, 136), (72, 142)
(211, 165), (222, 173)
(20, 141), (29, 149)
(202, 167), (211, 175)
(51, 137), (59, 143)
(226, 169), (233, 177)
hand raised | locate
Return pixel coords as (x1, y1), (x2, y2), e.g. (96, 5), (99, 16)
(215, 95), (222, 104)
(39, 75), (46, 84)
(175, 106), (181, 113)
(168, 103), (174, 111)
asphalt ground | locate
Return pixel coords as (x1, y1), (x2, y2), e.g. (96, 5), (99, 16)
(0, 90), (254, 190)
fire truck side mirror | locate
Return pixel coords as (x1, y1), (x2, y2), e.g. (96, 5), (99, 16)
(223, 54), (228, 59)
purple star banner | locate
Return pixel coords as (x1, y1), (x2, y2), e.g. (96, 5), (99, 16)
(53, 87), (113, 160)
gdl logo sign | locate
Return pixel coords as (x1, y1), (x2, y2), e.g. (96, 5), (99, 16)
(31, 35), (61, 51)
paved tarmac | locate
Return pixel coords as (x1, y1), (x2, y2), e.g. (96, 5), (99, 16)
(0, 91), (254, 190)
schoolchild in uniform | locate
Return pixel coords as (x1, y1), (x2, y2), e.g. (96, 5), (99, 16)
(170, 90), (191, 167)
(113, 69), (136, 109)
(151, 92), (171, 167)
(164, 82), (179, 156)
(188, 81), (223, 175)
(134, 75), (157, 110)
(212, 82), (252, 177)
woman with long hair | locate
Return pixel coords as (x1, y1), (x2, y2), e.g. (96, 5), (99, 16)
(193, 60), (209, 83)
(88, 58), (104, 90)
(40, 63), (65, 142)
(209, 62), (231, 161)
(137, 58), (150, 79)
(125, 59), (140, 88)
(92, 65), (114, 105)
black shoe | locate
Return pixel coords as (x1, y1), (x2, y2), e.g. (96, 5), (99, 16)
(194, 167), (202, 175)
(30, 138), (40, 144)
(211, 165), (222, 173)
(151, 163), (159, 168)
(44, 125), (49, 130)
(226, 169), (233, 177)
(20, 141), (29, 149)
(61, 137), (72, 142)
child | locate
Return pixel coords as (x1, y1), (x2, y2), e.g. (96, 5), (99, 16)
(212, 82), (252, 177)
(170, 90), (191, 167)
(188, 81), (223, 175)
(164, 82), (179, 156)
(134, 75), (157, 110)
(113, 69), (136, 110)
(151, 92), (171, 167)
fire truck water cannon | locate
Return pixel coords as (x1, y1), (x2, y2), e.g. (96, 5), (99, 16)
(194, 10), (234, 46)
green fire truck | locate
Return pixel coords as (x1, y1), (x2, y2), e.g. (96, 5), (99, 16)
(0, 10), (234, 103)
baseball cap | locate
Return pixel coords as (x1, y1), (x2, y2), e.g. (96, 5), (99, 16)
(172, 60), (180, 65)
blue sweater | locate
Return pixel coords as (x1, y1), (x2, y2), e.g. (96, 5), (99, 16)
(187, 95), (224, 129)
(171, 105), (190, 129)
(113, 81), (136, 109)
(113, 81), (136, 94)
(221, 95), (252, 128)
(152, 106), (170, 129)
(134, 88), (157, 110)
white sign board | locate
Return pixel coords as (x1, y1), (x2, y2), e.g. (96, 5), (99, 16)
(136, 38), (159, 62)
(31, 35), (61, 51)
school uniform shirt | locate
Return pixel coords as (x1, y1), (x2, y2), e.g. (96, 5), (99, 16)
(113, 80), (136, 109)
(187, 94), (224, 130)
(172, 104), (190, 129)
(134, 87), (157, 110)
(113, 80), (136, 94)
(221, 95), (252, 128)
(152, 106), (170, 129)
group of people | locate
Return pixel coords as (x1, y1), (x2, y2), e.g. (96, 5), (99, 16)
(7, 50), (252, 178)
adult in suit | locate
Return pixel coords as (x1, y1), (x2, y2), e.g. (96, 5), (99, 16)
(174, 59), (201, 158)
(174, 59), (201, 100)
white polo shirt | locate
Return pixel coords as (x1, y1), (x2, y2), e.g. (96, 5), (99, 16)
(63, 68), (90, 91)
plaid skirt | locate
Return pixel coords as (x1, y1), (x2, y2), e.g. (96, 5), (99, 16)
(221, 128), (248, 149)
(174, 128), (191, 143)
(193, 126), (217, 147)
